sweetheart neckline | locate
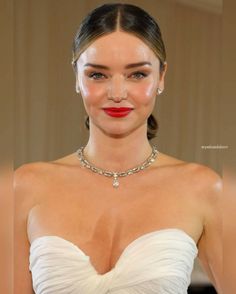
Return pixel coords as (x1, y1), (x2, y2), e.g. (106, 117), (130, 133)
(30, 227), (198, 248)
(30, 228), (198, 251)
(30, 228), (199, 276)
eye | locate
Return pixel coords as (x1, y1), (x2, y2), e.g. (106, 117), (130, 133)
(88, 72), (106, 80)
(129, 71), (148, 80)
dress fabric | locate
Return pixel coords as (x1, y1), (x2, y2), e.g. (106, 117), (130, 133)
(29, 228), (198, 294)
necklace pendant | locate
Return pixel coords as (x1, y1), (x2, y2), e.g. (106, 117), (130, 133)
(76, 146), (159, 188)
(113, 174), (119, 188)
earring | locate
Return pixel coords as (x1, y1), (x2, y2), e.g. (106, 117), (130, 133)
(157, 88), (163, 95)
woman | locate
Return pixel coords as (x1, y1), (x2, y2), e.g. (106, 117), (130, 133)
(14, 3), (223, 294)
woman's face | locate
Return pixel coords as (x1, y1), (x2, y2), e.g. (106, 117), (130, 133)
(76, 31), (166, 138)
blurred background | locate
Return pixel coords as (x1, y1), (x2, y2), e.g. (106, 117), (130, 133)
(13, 0), (224, 292)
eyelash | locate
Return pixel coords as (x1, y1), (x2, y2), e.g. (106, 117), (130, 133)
(88, 71), (148, 80)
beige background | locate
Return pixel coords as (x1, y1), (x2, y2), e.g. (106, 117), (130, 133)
(15, 0), (222, 173)
(14, 0), (223, 286)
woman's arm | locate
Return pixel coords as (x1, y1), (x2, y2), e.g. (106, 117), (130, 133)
(196, 167), (223, 293)
(14, 164), (37, 294)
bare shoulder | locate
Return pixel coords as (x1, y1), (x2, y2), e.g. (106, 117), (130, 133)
(14, 162), (54, 294)
(187, 162), (222, 200)
(14, 160), (59, 187)
(14, 161), (54, 213)
(156, 151), (186, 167)
(160, 154), (223, 289)
(184, 161), (222, 204)
(14, 161), (54, 180)
(187, 161), (222, 224)
(157, 151), (222, 198)
(14, 153), (83, 208)
(186, 163), (223, 291)
(14, 161), (59, 213)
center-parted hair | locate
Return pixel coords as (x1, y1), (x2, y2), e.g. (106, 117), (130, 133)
(72, 3), (167, 140)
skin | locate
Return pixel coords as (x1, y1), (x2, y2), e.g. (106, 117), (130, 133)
(75, 31), (166, 171)
(14, 31), (223, 293)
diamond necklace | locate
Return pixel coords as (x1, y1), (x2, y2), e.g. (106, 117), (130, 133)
(76, 145), (159, 188)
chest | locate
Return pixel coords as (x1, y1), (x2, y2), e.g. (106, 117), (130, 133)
(28, 176), (203, 275)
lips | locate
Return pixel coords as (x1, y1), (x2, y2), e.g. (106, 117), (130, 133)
(103, 107), (133, 112)
(102, 107), (134, 118)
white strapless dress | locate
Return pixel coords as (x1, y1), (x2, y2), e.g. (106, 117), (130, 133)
(29, 228), (198, 294)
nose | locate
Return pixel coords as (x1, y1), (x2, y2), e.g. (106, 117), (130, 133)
(107, 75), (127, 102)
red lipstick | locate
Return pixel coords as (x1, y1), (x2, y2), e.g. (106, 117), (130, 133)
(103, 107), (133, 118)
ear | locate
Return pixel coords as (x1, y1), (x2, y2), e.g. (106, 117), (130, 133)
(76, 80), (80, 94)
(158, 62), (168, 91)
(72, 60), (80, 94)
(75, 71), (81, 94)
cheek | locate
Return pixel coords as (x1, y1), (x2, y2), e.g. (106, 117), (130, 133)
(80, 79), (106, 104)
(130, 80), (157, 105)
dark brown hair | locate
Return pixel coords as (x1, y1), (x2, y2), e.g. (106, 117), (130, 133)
(72, 3), (166, 140)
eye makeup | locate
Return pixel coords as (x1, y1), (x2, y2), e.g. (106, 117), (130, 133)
(85, 69), (151, 81)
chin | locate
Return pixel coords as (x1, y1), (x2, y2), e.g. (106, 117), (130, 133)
(93, 118), (145, 138)
(102, 129), (131, 138)
(101, 125), (143, 139)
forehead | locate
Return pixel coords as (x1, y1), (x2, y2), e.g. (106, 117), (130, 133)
(78, 31), (159, 66)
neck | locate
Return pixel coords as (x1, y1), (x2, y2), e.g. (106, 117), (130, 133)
(83, 124), (154, 172)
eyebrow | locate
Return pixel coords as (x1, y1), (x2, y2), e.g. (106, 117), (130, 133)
(84, 61), (152, 69)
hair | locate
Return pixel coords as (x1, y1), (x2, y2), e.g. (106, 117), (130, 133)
(72, 3), (166, 140)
